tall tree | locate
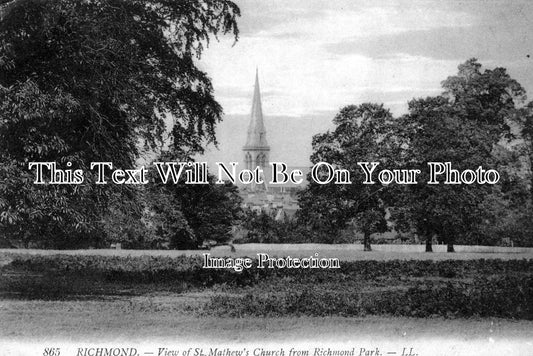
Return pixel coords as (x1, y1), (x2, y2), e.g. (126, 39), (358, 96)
(146, 152), (243, 249)
(391, 59), (526, 252)
(0, 0), (240, 247)
(497, 101), (533, 247)
(517, 101), (533, 205)
(392, 96), (493, 252)
(441, 58), (525, 141)
(297, 103), (394, 250)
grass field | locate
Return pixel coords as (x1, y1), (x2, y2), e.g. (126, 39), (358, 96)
(2, 299), (533, 342)
(2, 243), (533, 261)
(1, 299), (533, 356)
(1, 244), (532, 356)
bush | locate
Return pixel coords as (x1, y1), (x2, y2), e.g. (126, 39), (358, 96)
(205, 276), (533, 319)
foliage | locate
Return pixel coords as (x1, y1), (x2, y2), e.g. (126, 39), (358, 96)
(0, 0), (240, 247)
(441, 58), (525, 141)
(206, 275), (533, 319)
(146, 152), (243, 249)
(100, 187), (171, 249)
(506, 101), (533, 247)
(174, 178), (242, 248)
(389, 59), (527, 251)
(297, 103), (395, 250)
(235, 208), (347, 244)
(238, 209), (284, 243)
(474, 172), (533, 247)
(519, 101), (533, 201)
(296, 59), (531, 250)
(7, 253), (533, 280)
(0, 82), (106, 247)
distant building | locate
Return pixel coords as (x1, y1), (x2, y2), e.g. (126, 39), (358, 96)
(239, 70), (307, 218)
(242, 69), (270, 192)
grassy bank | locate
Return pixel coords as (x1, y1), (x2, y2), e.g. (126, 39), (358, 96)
(1, 253), (532, 319)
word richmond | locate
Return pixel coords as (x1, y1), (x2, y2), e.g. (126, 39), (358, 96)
(203, 253), (341, 271)
(28, 161), (500, 185)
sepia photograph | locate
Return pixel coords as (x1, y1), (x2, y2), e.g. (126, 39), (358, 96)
(0, 0), (532, 355)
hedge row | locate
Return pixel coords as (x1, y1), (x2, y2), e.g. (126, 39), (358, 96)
(7, 254), (204, 273)
(5, 254), (533, 282)
(204, 275), (533, 319)
(2, 254), (533, 319)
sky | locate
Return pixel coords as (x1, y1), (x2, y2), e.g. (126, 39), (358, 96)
(197, 0), (533, 167)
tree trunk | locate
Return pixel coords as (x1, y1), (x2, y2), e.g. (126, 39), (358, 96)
(363, 232), (372, 251)
(447, 242), (455, 253)
(425, 236), (433, 252)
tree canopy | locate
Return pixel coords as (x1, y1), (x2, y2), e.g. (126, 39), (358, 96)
(298, 59), (532, 250)
(0, 0), (240, 247)
(392, 59), (527, 251)
(297, 103), (394, 249)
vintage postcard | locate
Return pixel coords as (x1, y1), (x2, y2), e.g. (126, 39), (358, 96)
(0, 0), (532, 355)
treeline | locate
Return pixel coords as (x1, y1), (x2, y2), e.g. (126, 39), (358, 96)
(243, 59), (533, 251)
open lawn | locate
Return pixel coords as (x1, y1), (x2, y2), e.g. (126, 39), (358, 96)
(2, 243), (533, 261)
(1, 299), (532, 356)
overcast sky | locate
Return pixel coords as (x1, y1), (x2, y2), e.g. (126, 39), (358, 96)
(197, 0), (533, 167)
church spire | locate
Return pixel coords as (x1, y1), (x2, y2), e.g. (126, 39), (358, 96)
(243, 69), (270, 184)
(244, 69), (269, 149)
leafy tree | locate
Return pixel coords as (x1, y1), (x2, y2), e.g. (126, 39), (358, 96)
(176, 178), (242, 248)
(101, 187), (169, 249)
(392, 97), (492, 251)
(146, 153), (243, 249)
(297, 103), (394, 250)
(0, 0), (240, 247)
(391, 59), (526, 252)
(476, 175), (532, 247)
(145, 183), (197, 249)
(239, 209), (283, 243)
(516, 101), (533, 204)
(441, 58), (525, 142)
(497, 101), (533, 247)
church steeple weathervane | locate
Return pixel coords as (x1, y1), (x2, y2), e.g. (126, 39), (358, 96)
(243, 69), (270, 183)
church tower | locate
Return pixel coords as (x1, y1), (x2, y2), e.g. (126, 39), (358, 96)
(243, 69), (270, 175)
